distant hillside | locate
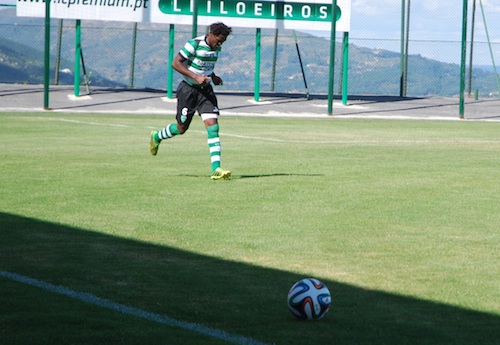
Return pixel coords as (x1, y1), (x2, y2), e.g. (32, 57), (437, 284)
(0, 36), (124, 87)
(0, 9), (498, 97)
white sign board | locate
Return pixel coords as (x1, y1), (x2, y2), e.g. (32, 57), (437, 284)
(16, 0), (351, 32)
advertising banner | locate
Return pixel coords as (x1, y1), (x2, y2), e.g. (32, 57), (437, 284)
(16, 0), (351, 31)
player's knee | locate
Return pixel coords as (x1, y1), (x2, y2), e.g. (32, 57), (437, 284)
(206, 124), (219, 138)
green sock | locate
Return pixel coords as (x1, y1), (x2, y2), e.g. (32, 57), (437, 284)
(158, 123), (180, 141)
(206, 124), (221, 172)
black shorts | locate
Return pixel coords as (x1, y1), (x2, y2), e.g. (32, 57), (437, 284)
(176, 81), (219, 129)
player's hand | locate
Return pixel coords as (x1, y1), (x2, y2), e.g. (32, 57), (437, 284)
(195, 75), (211, 85)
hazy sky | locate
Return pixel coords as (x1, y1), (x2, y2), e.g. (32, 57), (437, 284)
(349, 0), (499, 41)
(338, 0), (500, 64)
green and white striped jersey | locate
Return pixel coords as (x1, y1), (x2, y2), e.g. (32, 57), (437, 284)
(179, 35), (221, 86)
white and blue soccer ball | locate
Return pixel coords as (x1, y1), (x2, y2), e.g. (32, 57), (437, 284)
(287, 278), (331, 320)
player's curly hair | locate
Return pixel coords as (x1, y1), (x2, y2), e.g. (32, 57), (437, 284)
(210, 22), (232, 37)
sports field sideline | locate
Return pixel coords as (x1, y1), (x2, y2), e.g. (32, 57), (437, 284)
(1, 83), (500, 120)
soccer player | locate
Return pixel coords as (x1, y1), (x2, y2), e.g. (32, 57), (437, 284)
(149, 22), (232, 180)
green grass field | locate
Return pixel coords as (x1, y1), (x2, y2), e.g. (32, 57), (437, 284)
(1, 112), (499, 344)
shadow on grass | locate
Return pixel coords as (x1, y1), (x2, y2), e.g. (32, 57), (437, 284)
(179, 173), (323, 179)
(235, 173), (323, 179)
(1, 212), (498, 345)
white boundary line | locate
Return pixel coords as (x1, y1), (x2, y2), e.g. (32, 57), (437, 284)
(34, 117), (500, 145)
(0, 270), (272, 345)
(2, 106), (500, 122)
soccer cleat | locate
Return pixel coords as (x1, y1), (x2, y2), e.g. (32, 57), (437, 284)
(211, 167), (231, 180)
(149, 131), (160, 155)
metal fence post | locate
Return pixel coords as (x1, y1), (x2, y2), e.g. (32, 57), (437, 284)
(129, 22), (137, 88)
(43, 0), (51, 109)
(459, 0), (469, 118)
(327, 0), (338, 115)
(254, 28), (261, 102)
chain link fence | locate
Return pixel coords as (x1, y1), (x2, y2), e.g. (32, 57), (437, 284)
(1, 7), (499, 98)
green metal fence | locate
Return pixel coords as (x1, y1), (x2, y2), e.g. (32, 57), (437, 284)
(0, 7), (498, 98)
